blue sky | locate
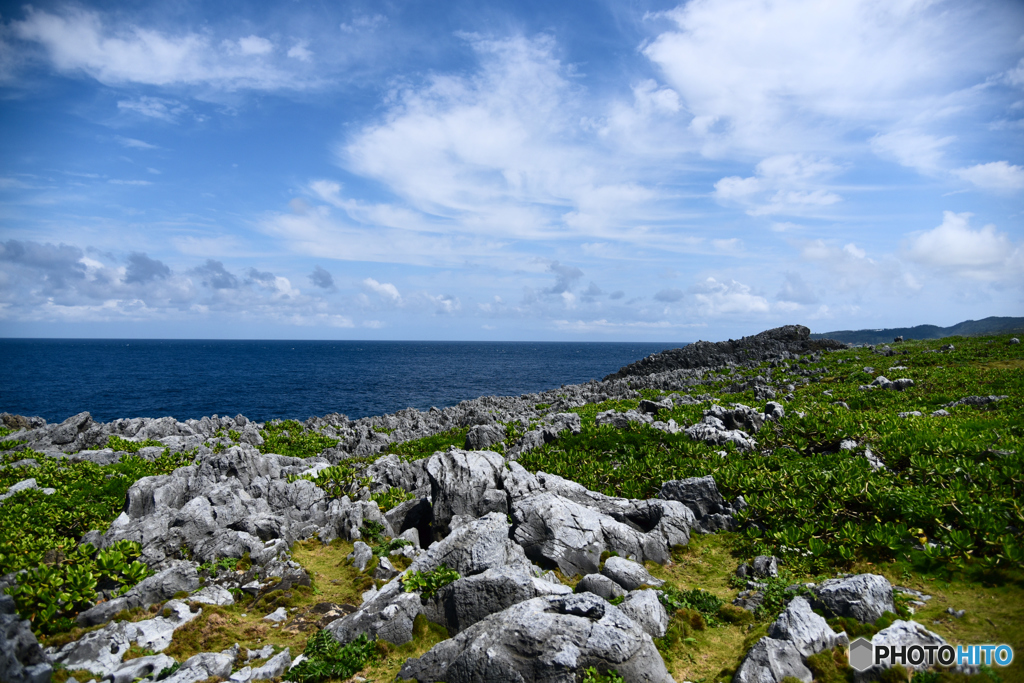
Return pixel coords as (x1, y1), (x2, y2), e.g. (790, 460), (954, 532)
(1, 0), (1022, 341)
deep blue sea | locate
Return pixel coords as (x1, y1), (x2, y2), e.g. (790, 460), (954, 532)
(0, 339), (681, 424)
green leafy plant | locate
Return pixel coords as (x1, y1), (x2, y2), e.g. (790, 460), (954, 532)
(370, 486), (415, 512)
(384, 427), (469, 461)
(287, 630), (378, 683)
(401, 564), (461, 599)
(259, 420), (340, 459)
(580, 666), (625, 682)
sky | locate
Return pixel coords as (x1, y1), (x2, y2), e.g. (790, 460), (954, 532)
(0, 0), (1022, 342)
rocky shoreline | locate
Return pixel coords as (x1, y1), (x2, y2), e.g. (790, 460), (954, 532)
(0, 326), (993, 683)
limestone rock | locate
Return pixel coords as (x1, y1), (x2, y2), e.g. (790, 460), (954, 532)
(814, 574), (894, 624)
(400, 593), (674, 683)
(733, 637), (812, 683)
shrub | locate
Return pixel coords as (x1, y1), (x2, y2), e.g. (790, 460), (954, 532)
(401, 564), (461, 599)
(288, 630), (378, 683)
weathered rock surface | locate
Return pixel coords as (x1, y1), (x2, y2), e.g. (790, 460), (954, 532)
(733, 637), (813, 683)
(659, 476), (745, 533)
(423, 565), (572, 635)
(813, 574), (894, 623)
(857, 620), (969, 683)
(399, 593), (674, 683)
(605, 325), (845, 380)
(0, 595), (51, 683)
(767, 596), (848, 658)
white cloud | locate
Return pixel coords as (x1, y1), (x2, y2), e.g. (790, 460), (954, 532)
(116, 136), (158, 150)
(688, 277), (769, 315)
(108, 179), (152, 186)
(870, 130), (955, 172)
(233, 35), (273, 56)
(713, 154), (842, 216)
(953, 161), (1024, 192)
(642, 0), (1016, 156)
(340, 14), (387, 33)
(906, 211), (1021, 279)
(117, 96), (191, 122)
(287, 42), (312, 62)
(362, 277), (401, 302)
(14, 7), (309, 90)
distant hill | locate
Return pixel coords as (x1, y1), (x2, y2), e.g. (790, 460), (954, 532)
(810, 316), (1024, 345)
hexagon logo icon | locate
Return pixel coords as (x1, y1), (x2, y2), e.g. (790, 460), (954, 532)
(849, 637), (874, 672)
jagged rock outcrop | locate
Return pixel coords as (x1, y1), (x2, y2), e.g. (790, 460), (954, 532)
(659, 476), (746, 533)
(605, 325), (845, 380)
(399, 593), (674, 683)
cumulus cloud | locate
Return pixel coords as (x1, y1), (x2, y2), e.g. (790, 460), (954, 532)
(429, 293), (460, 314)
(362, 277), (401, 302)
(193, 259), (239, 289)
(124, 252), (170, 284)
(905, 211), (1021, 279)
(0, 239), (86, 291)
(953, 161), (1024, 192)
(230, 35), (273, 56)
(309, 266), (334, 289)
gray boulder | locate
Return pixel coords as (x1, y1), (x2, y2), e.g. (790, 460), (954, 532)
(348, 541), (373, 572)
(752, 555), (779, 578)
(659, 476), (742, 533)
(0, 595), (51, 683)
(327, 513), (533, 647)
(399, 593), (674, 683)
(595, 409), (654, 428)
(639, 398), (674, 415)
(427, 449), (508, 535)
(410, 511), (534, 578)
(508, 468), (694, 575)
(465, 424), (506, 450)
(189, 584), (235, 606)
(325, 579), (424, 646)
(767, 596), (848, 658)
(576, 574), (626, 601)
(423, 565), (571, 635)
(618, 589), (669, 638)
(814, 574), (894, 623)
(107, 654), (177, 683)
(733, 637), (812, 683)
(162, 651), (234, 683)
(601, 556), (665, 591)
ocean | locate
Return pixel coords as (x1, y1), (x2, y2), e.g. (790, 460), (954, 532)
(0, 339), (681, 424)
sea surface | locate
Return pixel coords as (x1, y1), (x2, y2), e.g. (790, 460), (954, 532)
(0, 339), (682, 424)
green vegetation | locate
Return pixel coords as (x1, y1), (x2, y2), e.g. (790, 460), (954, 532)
(287, 630), (379, 683)
(259, 419), (340, 458)
(384, 426), (469, 461)
(0, 449), (193, 576)
(7, 540), (150, 634)
(87, 435), (167, 453)
(285, 462), (374, 497)
(518, 335), (1024, 575)
(371, 485), (416, 511)
(401, 564), (461, 599)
